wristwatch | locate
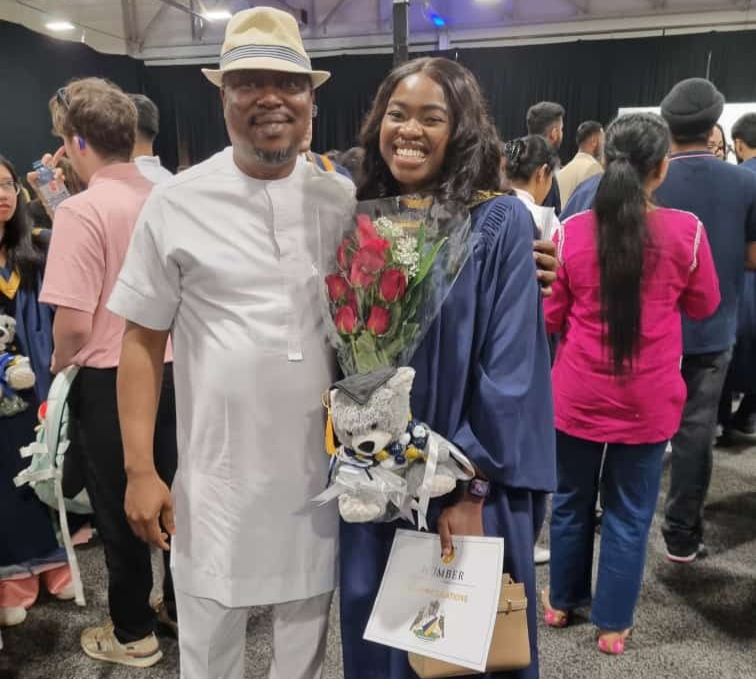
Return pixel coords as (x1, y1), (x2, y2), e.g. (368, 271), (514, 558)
(458, 477), (491, 500)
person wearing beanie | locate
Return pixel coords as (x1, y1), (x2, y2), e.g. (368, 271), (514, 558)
(656, 78), (756, 563)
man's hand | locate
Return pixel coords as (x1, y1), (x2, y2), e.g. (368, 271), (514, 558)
(124, 470), (175, 551)
(534, 239), (558, 297)
(437, 497), (484, 560)
(27, 147), (66, 218)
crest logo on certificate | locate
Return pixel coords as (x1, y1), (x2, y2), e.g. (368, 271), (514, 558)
(363, 530), (504, 673)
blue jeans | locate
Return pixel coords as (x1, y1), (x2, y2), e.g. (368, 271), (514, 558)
(549, 431), (665, 631)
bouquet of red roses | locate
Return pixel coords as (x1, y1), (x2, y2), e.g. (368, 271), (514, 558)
(322, 196), (473, 376)
(315, 196), (477, 526)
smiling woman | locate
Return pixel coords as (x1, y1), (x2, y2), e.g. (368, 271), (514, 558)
(358, 57), (501, 205)
(378, 73), (451, 194)
(340, 57), (557, 679)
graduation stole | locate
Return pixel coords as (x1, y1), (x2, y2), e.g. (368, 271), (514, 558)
(403, 191), (505, 211)
(0, 269), (20, 300)
(467, 190), (505, 210)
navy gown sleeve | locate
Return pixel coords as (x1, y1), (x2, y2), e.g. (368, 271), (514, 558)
(410, 196), (556, 493)
(456, 197), (556, 491)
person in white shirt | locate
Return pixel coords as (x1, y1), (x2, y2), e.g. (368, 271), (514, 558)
(129, 94), (173, 185)
(557, 120), (604, 205)
(504, 135), (561, 240)
(108, 9), (353, 679)
(504, 134), (561, 566)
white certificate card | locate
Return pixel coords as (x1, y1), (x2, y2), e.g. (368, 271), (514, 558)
(363, 530), (504, 672)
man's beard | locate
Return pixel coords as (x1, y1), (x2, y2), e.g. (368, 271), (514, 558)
(254, 145), (297, 166)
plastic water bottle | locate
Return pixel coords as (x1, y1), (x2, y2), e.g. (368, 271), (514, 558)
(33, 160), (70, 213)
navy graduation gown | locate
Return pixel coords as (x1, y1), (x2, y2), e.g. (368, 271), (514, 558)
(340, 196), (557, 679)
(0, 270), (59, 570)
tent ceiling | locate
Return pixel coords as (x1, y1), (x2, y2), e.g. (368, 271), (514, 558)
(2, 0), (755, 61)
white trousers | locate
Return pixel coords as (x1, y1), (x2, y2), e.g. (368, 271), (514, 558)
(176, 589), (333, 679)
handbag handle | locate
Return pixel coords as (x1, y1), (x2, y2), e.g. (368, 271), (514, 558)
(498, 574), (528, 614)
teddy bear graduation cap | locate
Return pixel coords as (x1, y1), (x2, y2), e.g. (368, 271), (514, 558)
(331, 366), (397, 406)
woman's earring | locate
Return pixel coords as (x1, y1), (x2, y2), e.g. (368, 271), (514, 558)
(312, 104), (319, 119)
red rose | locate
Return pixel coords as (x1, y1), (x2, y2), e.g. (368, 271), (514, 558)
(337, 238), (353, 270)
(335, 305), (358, 334)
(366, 306), (391, 335)
(379, 269), (407, 302)
(325, 273), (349, 303)
(350, 262), (375, 288)
(350, 239), (390, 288)
(356, 214), (379, 245)
(354, 239), (390, 272)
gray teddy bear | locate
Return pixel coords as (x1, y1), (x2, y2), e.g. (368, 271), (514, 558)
(318, 366), (472, 524)
(0, 314), (36, 417)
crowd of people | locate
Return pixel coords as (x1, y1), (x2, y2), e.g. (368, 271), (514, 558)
(1, 6), (756, 679)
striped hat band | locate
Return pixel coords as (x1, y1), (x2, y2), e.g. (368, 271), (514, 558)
(220, 44), (311, 71)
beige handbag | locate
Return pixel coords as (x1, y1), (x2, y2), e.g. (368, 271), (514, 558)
(408, 575), (530, 678)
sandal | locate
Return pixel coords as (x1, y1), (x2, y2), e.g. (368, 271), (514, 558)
(540, 588), (569, 628)
(597, 628), (631, 655)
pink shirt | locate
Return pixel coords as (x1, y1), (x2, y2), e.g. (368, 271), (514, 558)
(544, 208), (721, 443)
(41, 163), (170, 368)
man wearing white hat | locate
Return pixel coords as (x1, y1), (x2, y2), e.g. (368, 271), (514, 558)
(107, 7), (353, 678)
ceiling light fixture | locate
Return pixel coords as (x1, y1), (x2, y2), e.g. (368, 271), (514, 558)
(203, 10), (232, 21)
(46, 20), (76, 31)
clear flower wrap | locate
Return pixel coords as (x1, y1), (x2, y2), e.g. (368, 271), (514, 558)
(315, 196), (478, 527)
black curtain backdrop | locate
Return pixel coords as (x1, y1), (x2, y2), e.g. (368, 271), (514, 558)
(0, 21), (143, 174)
(142, 64), (228, 172)
(143, 29), (756, 170)
(3, 17), (756, 175)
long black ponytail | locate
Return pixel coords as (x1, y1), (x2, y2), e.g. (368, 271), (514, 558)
(594, 113), (670, 374)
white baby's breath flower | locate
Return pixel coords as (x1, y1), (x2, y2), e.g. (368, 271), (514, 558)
(375, 217), (403, 239)
(394, 236), (420, 278)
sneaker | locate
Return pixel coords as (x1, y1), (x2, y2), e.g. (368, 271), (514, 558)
(81, 621), (163, 668)
(534, 545), (551, 565)
(53, 582), (77, 601)
(666, 542), (707, 564)
(0, 607), (27, 627)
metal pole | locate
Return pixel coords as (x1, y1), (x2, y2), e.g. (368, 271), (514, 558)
(393, 0), (410, 67)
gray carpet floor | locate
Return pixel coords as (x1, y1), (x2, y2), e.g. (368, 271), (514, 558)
(1, 443), (754, 679)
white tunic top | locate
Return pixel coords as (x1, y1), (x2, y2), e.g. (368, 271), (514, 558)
(108, 149), (355, 606)
(134, 155), (173, 185)
(513, 188), (560, 240)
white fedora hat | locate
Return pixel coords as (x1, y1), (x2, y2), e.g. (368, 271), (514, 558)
(202, 7), (330, 89)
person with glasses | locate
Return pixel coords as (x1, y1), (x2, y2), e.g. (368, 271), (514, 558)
(708, 123), (731, 161)
(0, 155), (76, 628)
(39, 78), (178, 668)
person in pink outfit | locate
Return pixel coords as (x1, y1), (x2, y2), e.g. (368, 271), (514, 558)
(541, 113), (721, 655)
